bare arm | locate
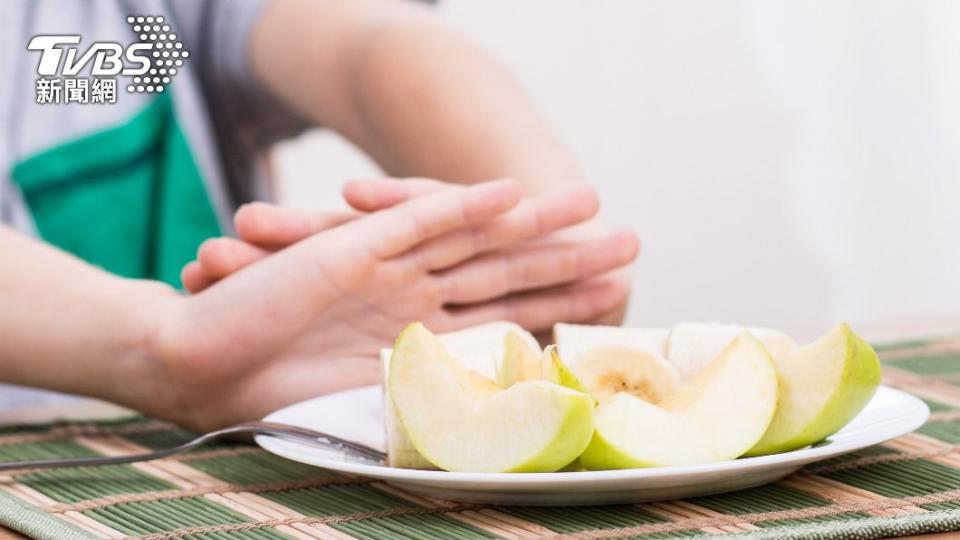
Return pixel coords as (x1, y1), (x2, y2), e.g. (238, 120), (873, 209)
(249, 0), (584, 193)
(0, 180), (633, 429)
(0, 225), (175, 408)
(247, 1), (630, 325)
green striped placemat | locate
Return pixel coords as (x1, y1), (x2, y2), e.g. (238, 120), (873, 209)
(0, 335), (958, 539)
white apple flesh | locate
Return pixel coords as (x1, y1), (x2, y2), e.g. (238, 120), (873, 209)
(389, 323), (595, 473)
(667, 322), (799, 380)
(580, 332), (779, 469)
(498, 331), (543, 388)
(381, 321), (539, 469)
(745, 323), (881, 456)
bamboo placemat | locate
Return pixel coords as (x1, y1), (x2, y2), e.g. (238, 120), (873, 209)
(0, 336), (958, 539)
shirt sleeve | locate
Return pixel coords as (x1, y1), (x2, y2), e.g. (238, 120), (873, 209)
(170, 0), (310, 150)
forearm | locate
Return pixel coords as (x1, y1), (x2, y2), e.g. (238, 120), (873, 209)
(0, 226), (176, 405)
(251, 0), (585, 194)
(347, 19), (584, 192)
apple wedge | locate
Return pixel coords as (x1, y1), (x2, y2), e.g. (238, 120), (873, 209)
(389, 323), (595, 472)
(496, 341), (599, 406)
(667, 322), (799, 380)
(381, 349), (436, 469)
(579, 332), (778, 469)
(745, 323), (881, 456)
(381, 321), (539, 469)
(437, 321), (539, 380)
(541, 345), (592, 395)
(498, 331), (543, 387)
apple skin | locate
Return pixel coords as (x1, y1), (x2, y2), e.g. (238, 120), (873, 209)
(400, 379), (595, 473)
(542, 345), (592, 395)
(744, 323), (881, 456)
(577, 398), (666, 469)
(490, 388), (595, 473)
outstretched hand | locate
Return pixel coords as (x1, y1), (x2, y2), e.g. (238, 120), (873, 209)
(150, 179), (638, 430)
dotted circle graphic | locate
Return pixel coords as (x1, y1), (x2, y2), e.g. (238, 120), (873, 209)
(125, 15), (188, 94)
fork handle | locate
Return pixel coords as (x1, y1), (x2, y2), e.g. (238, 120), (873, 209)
(230, 421), (386, 462)
(0, 421), (385, 472)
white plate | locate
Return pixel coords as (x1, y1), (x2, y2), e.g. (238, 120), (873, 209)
(256, 385), (928, 506)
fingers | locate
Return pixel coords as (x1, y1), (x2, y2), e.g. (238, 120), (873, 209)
(580, 269), (631, 326)
(181, 261), (214, 293)
(404, 186), (600, 271)
(234, 203), (358, 247)
(436, 230), (639, 304)
(236, 179), (453, 248)
(182, 238), (272, 293)
(347, 178), (522, 259)
(441, 274), (631, 333)
(197, 237), (270, 279)
(192, 179), (500, 294)
(342, 178), (453, 212)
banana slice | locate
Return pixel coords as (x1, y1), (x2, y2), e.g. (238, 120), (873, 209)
(570, 346), (679, 403)
(553, 323), (678, 403)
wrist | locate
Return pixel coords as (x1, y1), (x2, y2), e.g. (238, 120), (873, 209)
(98, 278), (184, 417)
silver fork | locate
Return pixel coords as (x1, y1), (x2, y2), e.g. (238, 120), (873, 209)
(0, 421), (386, 471)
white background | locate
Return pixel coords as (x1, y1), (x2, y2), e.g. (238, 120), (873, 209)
(272, 1), (959, 337)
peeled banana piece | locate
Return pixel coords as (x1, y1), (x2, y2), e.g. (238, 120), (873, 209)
(553, 323), (679, 403)
(571, 346), (679, 403)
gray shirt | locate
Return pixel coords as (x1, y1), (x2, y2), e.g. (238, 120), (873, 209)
(0, 0), (309, 408)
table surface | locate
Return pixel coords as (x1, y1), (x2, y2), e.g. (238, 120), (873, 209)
(0, 316), (957, 539)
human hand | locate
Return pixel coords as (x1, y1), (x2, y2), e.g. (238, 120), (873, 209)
(149, 179), (637, 430)
(181, 178), (455, 292)
(184, 178), (635, 328)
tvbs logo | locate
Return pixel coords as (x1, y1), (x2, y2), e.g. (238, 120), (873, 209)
(28, 36), (153, 77)
(28, 15), (188, 104)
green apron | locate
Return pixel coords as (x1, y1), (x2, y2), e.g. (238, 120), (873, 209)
(11, 93), (221, 288)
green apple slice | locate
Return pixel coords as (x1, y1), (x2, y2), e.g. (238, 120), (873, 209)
(381, 321), (538, 469)
(438, 321), (539, 380)
(498, 331), (543, 387)
(541, 345), (592, 395)
(667, 322), (798, 379)
(579, 332), (778, 469)
(381, 349), (436, 469)
(389, 323), (595, 472)
(745, 323), (881, 456)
